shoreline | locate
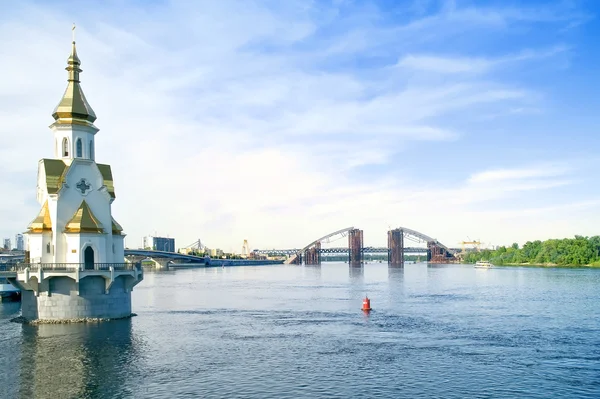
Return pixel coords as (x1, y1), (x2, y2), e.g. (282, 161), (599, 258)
(462, 262), (600, 268)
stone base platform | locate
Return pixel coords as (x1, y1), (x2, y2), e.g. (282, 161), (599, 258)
(1, 263), (143, 322)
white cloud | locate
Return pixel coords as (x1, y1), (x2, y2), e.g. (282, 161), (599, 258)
(0, 0), (597, 252)
(467, 164), (572, 184)
(398, 55), (492, 74)
(397, 46), (568, 74)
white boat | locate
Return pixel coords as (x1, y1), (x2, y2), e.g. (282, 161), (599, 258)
(474, 260), (493, 268)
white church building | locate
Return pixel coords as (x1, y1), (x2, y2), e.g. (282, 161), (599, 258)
(6, 32), (143, 322)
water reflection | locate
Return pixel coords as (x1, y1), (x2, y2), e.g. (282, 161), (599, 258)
(387, 265), (404, 281)
(349, 265), (364, 280)
(426, 263), (448, 269)
(17, 319), (141, 399)
(303, 265), (321, 280)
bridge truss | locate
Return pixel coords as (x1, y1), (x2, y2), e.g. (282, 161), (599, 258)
(260, 226), (456, 266)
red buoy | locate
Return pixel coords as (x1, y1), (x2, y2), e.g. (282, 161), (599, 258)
(362, 296), (372, 312)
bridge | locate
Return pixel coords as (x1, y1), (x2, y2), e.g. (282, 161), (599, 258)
(255, 247), (429, 255)
(122, 249), (284, 267)
(124, 249), (206, 263)
(256, 226), (456, 266)
(0, 253), (24, 265)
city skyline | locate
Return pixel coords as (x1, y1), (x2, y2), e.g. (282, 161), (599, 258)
(1, 1), (600, 250)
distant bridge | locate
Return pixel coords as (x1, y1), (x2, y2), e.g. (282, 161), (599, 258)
(255, 247), (430, 255)
(0, 253), (24, 264)
(0, 250), (205, 265)
(124, 249), (205, 263)
(256, 226), (456, 266)
(123, 249), (283, 267)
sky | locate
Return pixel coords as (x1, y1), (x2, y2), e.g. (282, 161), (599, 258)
(1, 0), (600, 252)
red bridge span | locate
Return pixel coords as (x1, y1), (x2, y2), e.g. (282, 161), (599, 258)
(255, 227), (456, 266)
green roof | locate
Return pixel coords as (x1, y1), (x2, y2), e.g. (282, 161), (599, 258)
(42, 159), (68, 194)
(97, 164), (116, 199)
(40, 159), (115, 198)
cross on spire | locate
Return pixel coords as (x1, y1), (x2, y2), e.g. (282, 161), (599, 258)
(72, 23), (76, 43)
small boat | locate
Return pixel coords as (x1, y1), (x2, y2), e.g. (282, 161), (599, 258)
(474, 260), (493, 269)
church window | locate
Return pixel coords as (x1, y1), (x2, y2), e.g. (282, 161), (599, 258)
(76, 138), (83, 158)
(89, 140), (94, 160)
(46, 243), (51, 254)
(62, 138), (69, 157)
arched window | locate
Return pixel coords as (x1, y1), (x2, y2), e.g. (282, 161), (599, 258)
(62, 138), (69, 157)
(89, 140), (94, 160)
(46, 242), (51, 254)
(76, 138), (83, 158)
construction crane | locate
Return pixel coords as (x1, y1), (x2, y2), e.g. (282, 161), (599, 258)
(459, 237), (481, 253)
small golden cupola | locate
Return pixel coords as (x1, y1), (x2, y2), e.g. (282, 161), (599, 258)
(27, 200), (53, 233)
(64, 200), (104, 234)
(51, 31), (97, 129)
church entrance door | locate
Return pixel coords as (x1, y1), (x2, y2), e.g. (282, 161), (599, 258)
(84, 246), (94, 270)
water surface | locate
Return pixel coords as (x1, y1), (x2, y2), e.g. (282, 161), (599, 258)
(1, 263), (599, 398)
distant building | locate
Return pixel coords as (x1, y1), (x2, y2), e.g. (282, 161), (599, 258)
(15, 234), (24, 251)
(3, 238), (11, 250)
(178, 247), (199, 255)
(154, 237), (175, 252)
(142, 235), (175, 252)
(208, 248), (223, 257)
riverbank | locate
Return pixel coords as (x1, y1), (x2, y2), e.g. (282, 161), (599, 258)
(463, 262), (600, 268)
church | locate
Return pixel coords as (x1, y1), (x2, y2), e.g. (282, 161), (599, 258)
(27, 38), (124, 268)
(9, 30), (143, 322)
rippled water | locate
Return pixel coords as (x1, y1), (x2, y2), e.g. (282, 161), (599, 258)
(1, 263), (599, 398)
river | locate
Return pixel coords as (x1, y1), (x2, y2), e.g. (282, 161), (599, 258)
(1, 262), (599, 398)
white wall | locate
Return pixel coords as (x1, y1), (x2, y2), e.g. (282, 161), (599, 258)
(51, 124), (97, 161)
(113, 235), (125, 263)
(55, 161), (113, 263)
(64, 234), (109, 264)
(32, 125), (125, 265)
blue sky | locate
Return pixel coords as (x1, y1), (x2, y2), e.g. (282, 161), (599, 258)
(0, 0), (599, 251)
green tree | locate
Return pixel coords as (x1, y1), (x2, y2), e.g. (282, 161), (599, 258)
(462, 235), (600, 266)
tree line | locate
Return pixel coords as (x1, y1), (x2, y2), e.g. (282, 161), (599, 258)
(462, 236), (600, 266)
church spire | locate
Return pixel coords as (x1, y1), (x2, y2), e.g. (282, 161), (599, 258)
(52, 25), (97, 128)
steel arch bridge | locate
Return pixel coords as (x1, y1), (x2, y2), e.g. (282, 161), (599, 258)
(282, 226), (355, 264)
(261, 226), (455, 265)
(255, 247), (429, 255)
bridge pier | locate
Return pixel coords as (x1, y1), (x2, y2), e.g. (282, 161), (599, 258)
(348, 229), (364, 266)
(387, 229), (404, 266)
(304, 241), (321, 265)
(427, 241), (452, 263)
(291, 253), (302, 265)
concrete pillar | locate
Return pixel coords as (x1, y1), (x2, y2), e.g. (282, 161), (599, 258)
(388, 229), (404, 266)
(305, 242), (321, 265)
(348, 229), (363, 266)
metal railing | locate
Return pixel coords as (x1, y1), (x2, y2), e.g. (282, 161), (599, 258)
(7, 262), (140, 272)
